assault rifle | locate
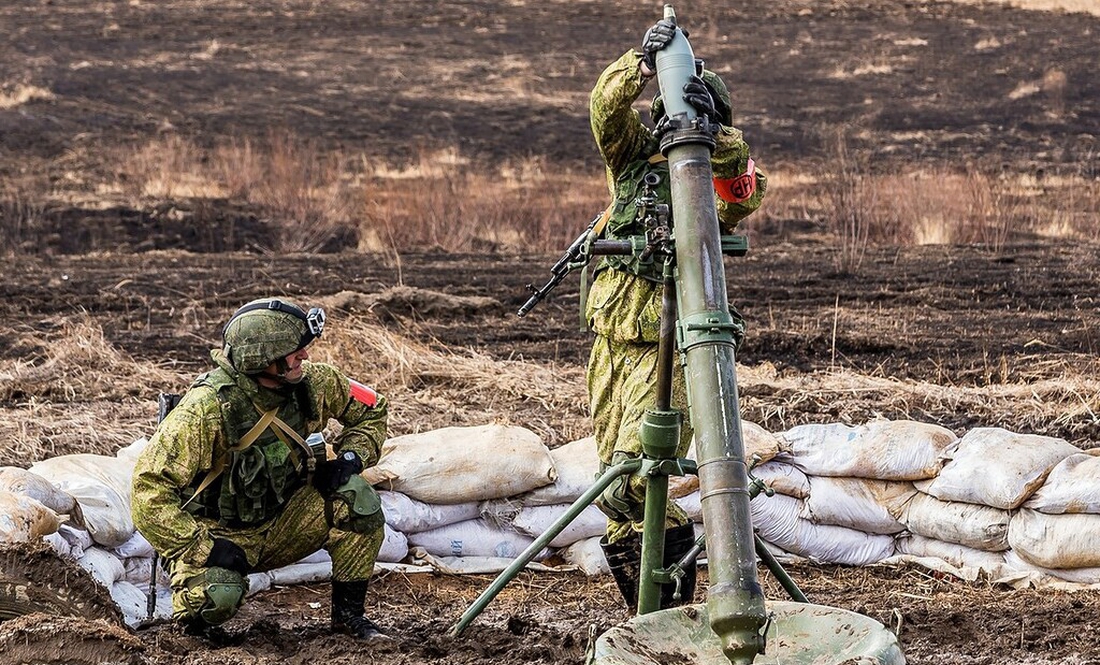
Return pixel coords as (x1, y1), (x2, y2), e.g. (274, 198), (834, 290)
(517, 208), (609, 317)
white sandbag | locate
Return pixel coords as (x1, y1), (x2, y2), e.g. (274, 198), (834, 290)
(921, 428), (1080, 510)
(0, 491), (60, 543)
(751, 459), (810, 499)
(674, 492), (702, 523)
(406, 518), (539, 559)
(378, 524), (409, 563)
(561, 536), (609, 576)
(0, 467), (77, 515)
(518, 437), (601, 506)
(268, 562), (332, 586)
(379, 490), (480, 534)
(901, 492), (1010, 551)
(363, 424), (556, 504)
(58, 523), (94, 558)
(75, 546), (126, 586)
(295, 549), (332, 565)
(1004, 550), (1100, 585)
(512, 504), (607, 548)
(1008, 508), (1100, 569)
(123, 556), (154, 586)
(110, 580), (150, 627)
(29, 454), (136, 547)
(750, 493), (895, 566)
(246, 572), (273, 596)
(781, 420), (956, 480)
(42, 531), (71, 557)
(1023, 453), (1100, 514)
(114, 438), (151, 464)
(895, 534), (1006, 572)
(111, 530), (155, 559)
(802, 477), (913, 535)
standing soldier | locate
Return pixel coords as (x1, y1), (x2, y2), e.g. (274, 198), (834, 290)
(587, 19), (767, 609)
(132, 298), (390, 640)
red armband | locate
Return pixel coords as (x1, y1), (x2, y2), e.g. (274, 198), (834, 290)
(714, 158), (756, 203)
(348, 378), (378, 407)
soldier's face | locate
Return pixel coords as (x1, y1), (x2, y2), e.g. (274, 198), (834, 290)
(261, 347), (310, 385)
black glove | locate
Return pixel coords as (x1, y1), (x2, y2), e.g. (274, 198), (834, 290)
(313, 450), (364, 495)
(205, 538), (250, 574)
(641, 19), (677, 71)
(682, 75), (718, 123)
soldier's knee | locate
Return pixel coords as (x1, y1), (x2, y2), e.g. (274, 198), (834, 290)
(181, 567), (248, 627)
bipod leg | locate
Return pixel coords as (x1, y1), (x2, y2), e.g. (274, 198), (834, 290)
(636, 260), (684, 615)
(448, 457), (643, 637)
(754, 534), (809, 603)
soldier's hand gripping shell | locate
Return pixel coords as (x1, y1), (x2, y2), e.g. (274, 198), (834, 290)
(313, 450), (364, 495)
(641, 19), (677, 72)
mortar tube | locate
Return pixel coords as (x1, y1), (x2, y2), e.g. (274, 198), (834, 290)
(448, 456), (643, 638)
(655, 7), (767, 662)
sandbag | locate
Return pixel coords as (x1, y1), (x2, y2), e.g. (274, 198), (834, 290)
(378, 524), (410, 563)
(28, 453), (136, 547)
(75, 546), (126, 587)
(895, 534), (1006, 572)
(1003, 550), (1100, 585)
(749, 493), (895, 566)
(674, 492), (702, 523)
(363, 424), (556, 504)
(110, 580), (150, 627)
(511, 504), (607, 548)
(111, 530), (155, 559)
(1008, 509), (1100, 569)
(901, 492), (1010, 551)
(560, 536), (609, 576)
(751, 459), (810, 499)
(781, 420), (956, 480)
(517, 437), (600, 506)
(378, 491), (480, 534)
(920, 428), (1080, 510)
(1023, 453), (1100, 514)
(406, 518), (539, 559)
(0, 467), (77, 515)
(801, 477), (914, 535)
(0, 491), (60, 543)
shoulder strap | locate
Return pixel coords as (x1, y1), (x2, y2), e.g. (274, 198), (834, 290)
(181, 408), (280, 509)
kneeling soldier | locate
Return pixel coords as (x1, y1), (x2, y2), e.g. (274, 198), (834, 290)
(132, 298), (390, 640)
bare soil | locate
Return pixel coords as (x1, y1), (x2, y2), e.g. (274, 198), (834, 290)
(1, 1), (1100, 664)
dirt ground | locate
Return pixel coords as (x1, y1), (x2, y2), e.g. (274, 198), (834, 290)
(2, 0), (1100, 664)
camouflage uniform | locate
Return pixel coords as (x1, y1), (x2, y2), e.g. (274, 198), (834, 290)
(132, 347), (387, 627)
(587, 49), (766, 544)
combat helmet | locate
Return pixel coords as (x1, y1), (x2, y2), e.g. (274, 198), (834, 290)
(650, 67), (732, 126)
(222, 298), (326, 374)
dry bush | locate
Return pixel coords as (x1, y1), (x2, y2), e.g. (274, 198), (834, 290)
(359, 149), (607, 254)
(0, 177), (50, 256)
(0, 316), (188, 402)
(309, 310), (590, 446)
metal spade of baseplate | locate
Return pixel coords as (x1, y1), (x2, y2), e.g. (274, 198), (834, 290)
(592, 602), (905, 665)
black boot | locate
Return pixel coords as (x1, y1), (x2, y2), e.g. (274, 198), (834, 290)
(661, 523), (698, 608)
(600, 533), (642, 610)
(331, 580), (389, 640)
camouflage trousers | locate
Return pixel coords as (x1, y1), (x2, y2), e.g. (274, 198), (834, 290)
(587, 335), (693, 544)
(169, 484), (384, 624)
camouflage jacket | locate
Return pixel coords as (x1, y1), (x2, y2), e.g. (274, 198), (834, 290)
(131, 350), (388, 567)
(585, 49), (766, 344)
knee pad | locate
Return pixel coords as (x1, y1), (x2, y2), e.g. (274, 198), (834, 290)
(186, 567), (248, 626)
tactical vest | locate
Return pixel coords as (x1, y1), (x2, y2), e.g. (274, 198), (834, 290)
(598, 157), (673, 283)
(182, 368), (314, 528)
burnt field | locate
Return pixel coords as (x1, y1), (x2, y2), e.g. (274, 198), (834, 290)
(2, 0), (1100, 664)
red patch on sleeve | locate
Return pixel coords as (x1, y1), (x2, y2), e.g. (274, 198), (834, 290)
(348, 378), (378, 407)
(714, 157), (757, 203)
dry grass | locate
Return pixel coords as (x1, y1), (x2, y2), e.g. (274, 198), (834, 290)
(2, 309), (1096, 468)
